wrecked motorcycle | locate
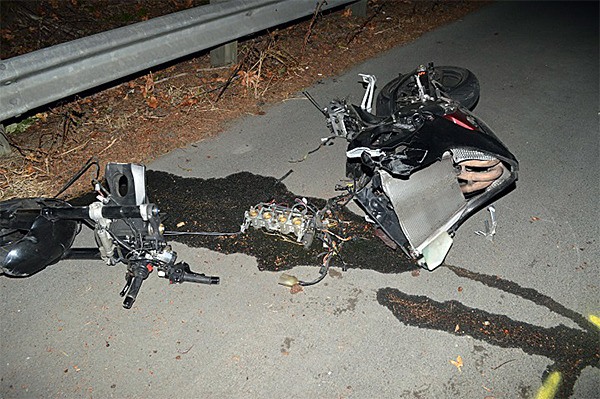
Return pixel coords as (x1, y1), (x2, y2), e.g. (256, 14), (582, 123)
(0, 161), (219, 308)
(1, 63), (518, 302)
(311, 63), (518, 270)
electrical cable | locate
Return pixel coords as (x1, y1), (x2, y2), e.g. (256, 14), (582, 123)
(164, 230), (242, 237)
(298, 250), (333, 286)
(53, 157), (100, 198)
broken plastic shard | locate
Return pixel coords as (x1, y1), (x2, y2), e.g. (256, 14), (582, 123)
(279, 273), (299, 287)
(475, 206), (497, 242)
(418, 231), (453, 271)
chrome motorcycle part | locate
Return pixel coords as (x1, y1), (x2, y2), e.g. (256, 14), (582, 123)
(241, 201), (319, 248)
(359, 73), (377, 113)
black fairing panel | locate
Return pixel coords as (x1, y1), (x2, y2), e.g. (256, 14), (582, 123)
(348, 114), (519, 177)
(1, 198), (79, 276)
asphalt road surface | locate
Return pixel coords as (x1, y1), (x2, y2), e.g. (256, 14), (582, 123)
(1, 2), (598, 398)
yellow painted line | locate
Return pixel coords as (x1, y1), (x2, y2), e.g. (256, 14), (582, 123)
(535, 371), (562, 399)
(588, 314), (600, 330)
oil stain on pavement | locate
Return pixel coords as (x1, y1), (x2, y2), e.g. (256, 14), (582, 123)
(146, 170), (417, 274)
(147, 170), (599, 398)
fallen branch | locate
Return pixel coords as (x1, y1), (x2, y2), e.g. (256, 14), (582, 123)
(346, 5), (383, 46)
(302, 0), (327, 54)
(214, 62), (245, 103)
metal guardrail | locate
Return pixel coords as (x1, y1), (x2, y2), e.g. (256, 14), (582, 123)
(0, 0), (357, 122)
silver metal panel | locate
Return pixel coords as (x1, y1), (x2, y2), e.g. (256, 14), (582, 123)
(451, 148), (497, 163)
(0, 0), (356, 122)
(379, 156), (466, 250)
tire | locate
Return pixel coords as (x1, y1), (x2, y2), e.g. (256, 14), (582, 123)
(375, 66), (480, 116)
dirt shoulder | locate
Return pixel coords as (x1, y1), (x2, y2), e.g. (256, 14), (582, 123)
(0, 0), (486, 200)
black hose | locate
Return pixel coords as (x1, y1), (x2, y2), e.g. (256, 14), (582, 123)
(53, 157), (100, 198)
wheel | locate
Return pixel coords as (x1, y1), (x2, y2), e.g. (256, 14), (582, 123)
(375, 66), (480, 116)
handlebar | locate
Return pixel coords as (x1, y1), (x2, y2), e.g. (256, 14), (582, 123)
(120, 263), (151, 309)
(167, 262), (219, 285)
(118, 261), (219, 309)
(122, 274), (143, 309)
(182, 272), (220, 284)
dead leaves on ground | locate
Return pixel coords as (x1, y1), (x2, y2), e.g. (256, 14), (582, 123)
(450, 355), (464, 372)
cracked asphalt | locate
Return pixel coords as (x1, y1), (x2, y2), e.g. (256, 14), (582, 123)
(1, 2), (598, 398)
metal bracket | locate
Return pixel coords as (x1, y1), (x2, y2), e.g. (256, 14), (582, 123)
(359, 74), (377, 113)
(475, 205), (497, 242)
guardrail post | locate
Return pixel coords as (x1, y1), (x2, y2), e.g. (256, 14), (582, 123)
(348, 0), (367, 17)
(210, 0), (238, 66)
(0, 124), (11, 157)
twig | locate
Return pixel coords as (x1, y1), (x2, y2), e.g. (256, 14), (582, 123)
(260, 74), (276, 97)
(302, 0), (326, 54)
(215, 62), (244, 103)
(491, 358), (516, 370)
(57, 139), (91, 157)
(97, 137), (118, 156)
(177, 345), (194, 355)
(195, 66), (232, 71)
(154, 72), (189, 85)
(346, 5), (383, 46)
(375, 22), (401, 36)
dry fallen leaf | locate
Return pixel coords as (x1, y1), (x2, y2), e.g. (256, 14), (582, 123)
(450, 355), (463, 372)
(290, 284), (303, 294)
(530, 216), (541, 222)
(179, 97), (198, 107)
(454, 324), (460, 333)
(146, 95), (159, 109)
(176, 221), (186, 228)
